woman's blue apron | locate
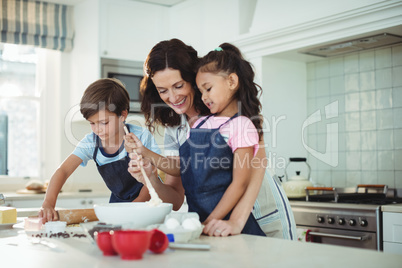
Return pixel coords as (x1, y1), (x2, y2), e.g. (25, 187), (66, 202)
(93, 125), (143, 203)
(179, 114), (265, 236)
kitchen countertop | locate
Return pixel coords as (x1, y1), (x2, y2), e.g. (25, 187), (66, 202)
(382, 203), (402, 213)
(3, 191), (110, 201)
(1, 219), (401, 267)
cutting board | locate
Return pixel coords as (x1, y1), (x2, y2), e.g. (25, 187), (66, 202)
(57, 208), (99, 225)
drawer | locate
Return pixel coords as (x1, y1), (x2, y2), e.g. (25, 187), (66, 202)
(383, 212), (402, 243)
(383, 242), (402, 255)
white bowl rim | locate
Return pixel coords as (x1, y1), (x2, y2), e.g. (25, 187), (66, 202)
(94, 202), (172, 208)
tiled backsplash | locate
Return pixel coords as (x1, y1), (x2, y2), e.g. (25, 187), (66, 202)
(306, 44), (402, 188)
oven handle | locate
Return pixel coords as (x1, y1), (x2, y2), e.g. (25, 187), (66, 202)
(308, 231), (368, 241)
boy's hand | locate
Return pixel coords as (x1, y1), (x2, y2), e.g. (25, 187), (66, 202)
(38, 203), (59, 224)
(128, 153), (156, 184)
(124, 133), (147, 156)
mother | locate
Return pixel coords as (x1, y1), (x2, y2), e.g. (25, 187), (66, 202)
(127, 38), (296, 239)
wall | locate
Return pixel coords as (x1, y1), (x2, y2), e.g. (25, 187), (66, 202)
(306, 43), (402, 188)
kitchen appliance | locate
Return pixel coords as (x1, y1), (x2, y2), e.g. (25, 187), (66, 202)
(101, 58), (144, 113)
(282, 158), (313, 198)
(290, 185), (402, 251)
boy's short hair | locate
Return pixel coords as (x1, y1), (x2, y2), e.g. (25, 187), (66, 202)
(80, 78), (130, 119)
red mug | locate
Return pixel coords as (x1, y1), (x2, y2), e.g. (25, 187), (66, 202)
(110, 229), (168, 260)
(94, 231), (117, 256)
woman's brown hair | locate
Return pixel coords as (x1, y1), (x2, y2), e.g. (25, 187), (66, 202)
(80, 78), (130, 119)
(140, 38), (209, 133)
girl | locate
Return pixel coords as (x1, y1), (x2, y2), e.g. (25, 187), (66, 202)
(126, 39), (296, 238)
(39, 78), (161, 223)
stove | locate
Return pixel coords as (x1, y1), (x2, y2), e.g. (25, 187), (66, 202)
(289, 185), (402, 251)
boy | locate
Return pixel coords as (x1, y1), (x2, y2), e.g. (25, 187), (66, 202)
(39, 78), (160, 223)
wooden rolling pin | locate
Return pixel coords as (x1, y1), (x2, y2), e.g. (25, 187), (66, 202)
(57, 208), (98, 225)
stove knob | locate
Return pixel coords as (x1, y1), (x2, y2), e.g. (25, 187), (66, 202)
(317, 216), (325, 223)
(349, 219), (356, 226)
(360, 219), (368, 227)
(338, 218), (345, 225)
(327, 217), (335, 224)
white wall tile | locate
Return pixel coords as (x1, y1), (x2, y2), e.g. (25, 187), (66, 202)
(345, 73), (359, 92)
(360, 111), (376, 131)
(346, 171), (361, 186)
(394, 150), (402, 171)
(377, 170), (395, 188)
(376, 129), (394, 150)
(395, 129), (402, 149)
(393, 108), (402, 129)
(307, 80), (316, 98)
(375, 48), (392, 69)
(345, 93), (360, 112)
(375, 68), (392, 89)
(393, 87), (402, 108)
(396, 171), (402, 188)
(359, 71), (375, 91)
(316, 96), (330, 110)
(336, 152), (346, 169)
(393, 66), (402, 87)
(330, 76), (344, 95)
(316, 61), (329, 79)
(376, 88), (393, 109)
(314, 170), (332, 186)
(307, 62), (315, 80)
(332, 170), (346, 187)
(361, 171), (378, 184)
(359, 50), (375, 71)
(376, 109), (394, 129)
(307, 98), (317, 115)
(306, 45), (402, 187)
(345, 112), (360, 131)
(330, 95), (345, 115)
(378, 151), (394, 170)
(360, 91), (376, 111)
(316, 78), (330, 97)
(330, 57), (344, 77)
(344, 54), (359, 73)
(392, 45), (402, 67)
(361, 131), (377, 151)
(361, 151), (377, 170)
(346, 151), (361, 170)
(346, 132), (361, 151)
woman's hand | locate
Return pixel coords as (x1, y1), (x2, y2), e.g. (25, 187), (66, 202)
(202, 218), (243, 237)
(128, 153), (155, 184)
(124, 133), (148, 156)
(38, 202), (58, 224)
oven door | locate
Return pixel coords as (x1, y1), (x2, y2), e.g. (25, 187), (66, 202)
(298, 227), (378, 250)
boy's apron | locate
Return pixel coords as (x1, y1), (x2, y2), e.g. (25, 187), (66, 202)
(93, 126), (143, 203)
(179, 114), (265, 236)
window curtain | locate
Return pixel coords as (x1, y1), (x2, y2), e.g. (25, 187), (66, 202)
(0, 0), (74, 52)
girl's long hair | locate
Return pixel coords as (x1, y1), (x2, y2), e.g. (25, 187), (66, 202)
(197, 43), (263, 140)
(140, 38), (209, 133)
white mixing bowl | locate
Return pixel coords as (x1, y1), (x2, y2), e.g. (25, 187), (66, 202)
(93, 202), (173, 227)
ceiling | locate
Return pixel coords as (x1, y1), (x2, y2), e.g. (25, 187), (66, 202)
(44, 0), (186, 7)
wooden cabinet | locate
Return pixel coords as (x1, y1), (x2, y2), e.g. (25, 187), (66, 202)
(383, 211), (402, 254)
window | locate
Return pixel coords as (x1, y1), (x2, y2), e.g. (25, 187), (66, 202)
(0, 43), (40, 177)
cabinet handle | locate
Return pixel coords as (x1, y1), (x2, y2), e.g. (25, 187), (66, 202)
(81, 200), (86, 205)
(88, 200), (93, 205)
